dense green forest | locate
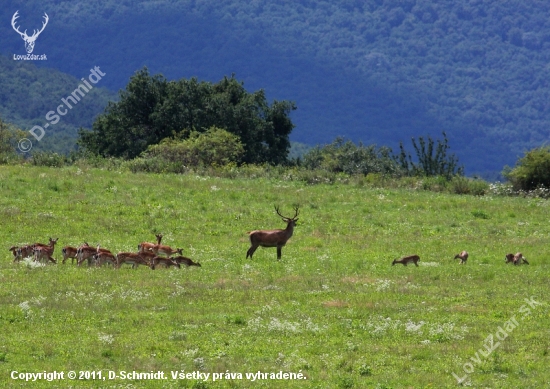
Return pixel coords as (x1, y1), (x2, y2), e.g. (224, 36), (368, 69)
(1, 0), (550, 174)
(0, 55), (115, 153)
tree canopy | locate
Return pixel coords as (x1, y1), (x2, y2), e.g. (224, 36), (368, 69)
(78, 68), (296, 164)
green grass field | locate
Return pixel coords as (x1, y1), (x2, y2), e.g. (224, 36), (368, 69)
(0, 165), (548, 388)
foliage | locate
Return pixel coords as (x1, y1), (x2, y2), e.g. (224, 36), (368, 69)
(0, 118), (24, 164)
(0, 55), (115, 155)
(128, 127), (244, 173)
(302, 137), (403, 177)
(79, 68), (296, 164)
(0, 164), (549, 388)
(504, 146), (550, 191)
(397, 132), (464, 179)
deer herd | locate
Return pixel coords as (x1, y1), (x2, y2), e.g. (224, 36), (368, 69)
(7, 206), (531, 268)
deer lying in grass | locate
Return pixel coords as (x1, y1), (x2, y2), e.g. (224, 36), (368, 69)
(138, 233), (163, 253)
(62, 242), (89, 264)
(505, 253), (529, 265)
(246, 206), (299, 260)
(454, 250), (469, 264)
(172, 256), (202, 268)
(392, 255), (420, 267)
(116, 252), (150, 269)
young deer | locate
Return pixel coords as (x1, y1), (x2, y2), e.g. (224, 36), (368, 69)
(246, 206), (299, 260)
(171, 255), (201, 268)
(454, 250), (469, 264)
(148, 245), (183, 258)
(392, 255), (420, 267)
(505, 252), (529, 265)
(33, 238), (59, 264)
(9, 246), (21, 262)
(16, 245), (35, 262)
(62, 242), (89, 264)
(77, 245), (111, 266)
(150, 256), (181, 270)
(138, 233), (163, 253)
(116, 252), (150, 269)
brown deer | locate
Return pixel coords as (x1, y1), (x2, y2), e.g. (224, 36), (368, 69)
(246, 206), (300, 260)
(454, 250), (469, 264)
(392, 255), (420, 267)
(9, 246), (21, 262)
(33, 238), (58, 264)
(148, 245), (183, 258)
(93, 246), (117, 267)
(116, 252), (150, 269)
(150, 256), (181, 270)
(16, 245), (35, 262)
(171, 256), (202, 268)
(505, 253), (529, 265)
(62, 242), (89, 264)
(138, 233), (163, 253)
(77, 245), (111, 266)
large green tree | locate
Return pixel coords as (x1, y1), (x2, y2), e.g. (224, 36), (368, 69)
(79, 68), (296, 164)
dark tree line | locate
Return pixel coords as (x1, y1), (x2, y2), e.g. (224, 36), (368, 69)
(78, 68), (296, 165)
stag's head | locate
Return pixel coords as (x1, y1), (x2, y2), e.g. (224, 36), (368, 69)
(275, 205), (300, 228)
(11, 11), (49, 54)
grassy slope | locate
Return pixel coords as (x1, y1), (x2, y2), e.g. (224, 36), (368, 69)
(0, 165), (548, 388)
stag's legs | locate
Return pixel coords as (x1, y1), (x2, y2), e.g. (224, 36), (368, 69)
(246, 244), (258, 259)
(414, 261), (418, 267)
(276, 246), (282, 260)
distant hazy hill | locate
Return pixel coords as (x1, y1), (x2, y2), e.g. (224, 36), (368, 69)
(0, 55), (115, 153)
(1, 1), (550, 174)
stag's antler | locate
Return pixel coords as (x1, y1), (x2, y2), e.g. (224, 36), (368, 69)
(11, 11), (26, 38)
(275, 205), (300, 221)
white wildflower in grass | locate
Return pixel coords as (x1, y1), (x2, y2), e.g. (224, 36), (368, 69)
(19, 301), (32, 318)
(405, 320), (425, 333)
(210, 185), (219, 191)
(268, 318), (301, 333)
(193, 357), (205, 369)
(374, 279), (393, 291)
(22, 257), (45, 269)
(428, 322), (466, 342)
(420, 339), (431, 345)
(98, 333), (114, 345)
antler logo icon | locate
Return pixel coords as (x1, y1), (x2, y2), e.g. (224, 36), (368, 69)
(11, 11), (49, 54)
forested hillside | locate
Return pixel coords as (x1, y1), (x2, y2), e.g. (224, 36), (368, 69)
(1, 1), (550, 174)
(0, 56), (115, 153)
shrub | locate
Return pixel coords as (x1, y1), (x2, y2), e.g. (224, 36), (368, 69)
(504, 146), (550, 191)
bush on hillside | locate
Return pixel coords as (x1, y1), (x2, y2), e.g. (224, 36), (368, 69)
(504, 146), (550, 191)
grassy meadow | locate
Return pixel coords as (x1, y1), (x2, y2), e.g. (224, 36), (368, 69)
(0, 165), (548, 388)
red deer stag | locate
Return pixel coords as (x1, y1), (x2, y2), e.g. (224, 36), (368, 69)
(505, 252), (529, 265)
(392, 255), (420, 267)
(454, 250), (469, 264)
(246, 206), (300, 260)
(138, 233), (163, 253)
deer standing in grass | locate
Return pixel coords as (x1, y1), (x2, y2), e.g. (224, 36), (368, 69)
(392, 255), (420, 267)
(454, 250), (469, 264)
(246, 206), (300, 260)
(138, 233), (163, 253)
(33, 238), (58, 264)
(62, 242), (89, 264)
